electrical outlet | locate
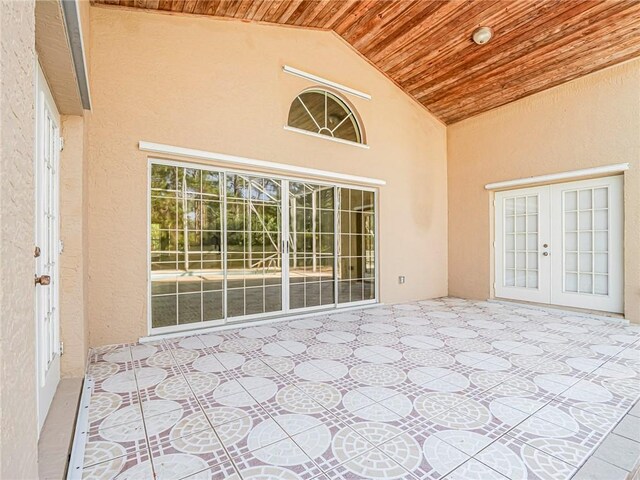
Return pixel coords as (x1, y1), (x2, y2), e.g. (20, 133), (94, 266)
(398, 276), (406, 284)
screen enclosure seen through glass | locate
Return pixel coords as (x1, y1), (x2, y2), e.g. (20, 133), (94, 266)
(149, 161), (377, 332)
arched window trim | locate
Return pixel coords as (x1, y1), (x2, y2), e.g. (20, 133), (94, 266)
(285, 87), (368, 149)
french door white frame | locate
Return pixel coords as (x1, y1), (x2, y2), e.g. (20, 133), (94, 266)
(35, 62), (61, 433)
(494, 185), (551, 304)
(494, 176), (624, 314)
(147, 157), (380, 336)
(550, 176), (624, 313)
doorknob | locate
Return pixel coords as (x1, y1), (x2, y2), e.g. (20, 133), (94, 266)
(35, 274), (51, 286)
(542, 252), (549, 256)
(543, 243), (548, 248)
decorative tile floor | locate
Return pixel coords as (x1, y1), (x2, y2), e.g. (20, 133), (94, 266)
(80, 298), (640, 479)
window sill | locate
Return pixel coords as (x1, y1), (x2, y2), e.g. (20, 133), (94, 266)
(284, 125), (370, 149)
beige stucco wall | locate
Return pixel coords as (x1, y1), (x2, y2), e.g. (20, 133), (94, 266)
(58, 0), (91, 377)
(60, 114), (89, 377)
(0, 0), (39, 477)
(87, 6), (448, 347)
(448, 59), (640, 323)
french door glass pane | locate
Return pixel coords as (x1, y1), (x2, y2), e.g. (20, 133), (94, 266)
(150, 164), (224, 328)
(563, 187), (609, 295)
(226, 173), (282, 318)
(503, 194), (538, 289)
(288, 182), (335, 310)
(338, 187), (375, 303)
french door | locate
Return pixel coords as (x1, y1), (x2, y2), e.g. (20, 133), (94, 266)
(35, 63), (61, 432)
(149, 160), (377, 334)
(495, 176), (623, 313)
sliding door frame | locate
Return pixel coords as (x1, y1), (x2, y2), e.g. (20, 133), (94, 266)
(147, 157), (379, 336)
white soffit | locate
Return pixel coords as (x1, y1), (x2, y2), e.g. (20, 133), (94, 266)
(139, 141), (386, 186)
(485, 163), (630, 190)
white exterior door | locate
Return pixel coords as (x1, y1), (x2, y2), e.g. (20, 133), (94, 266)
(495, 176), (623, 314)
(495, 186), (551, 304)
(550, 176), (624, 313)
(35, 64), (61, 432)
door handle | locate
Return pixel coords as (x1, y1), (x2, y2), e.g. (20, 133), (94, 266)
(542, 252), (549, 257)
(35, 274), (51, 286)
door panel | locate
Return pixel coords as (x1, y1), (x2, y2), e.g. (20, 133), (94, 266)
(288, 181), (335, 311)
(149, 164), (225, 328)
(225, 173), (283, 319)
(495, 176), (623, 314)
(551, 176), (623, 313)
(337, 187), (376, 304)
(495, 186), (551, 304)
(36, 64), (61, 432)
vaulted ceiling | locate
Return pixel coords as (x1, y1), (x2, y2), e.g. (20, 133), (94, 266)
(92, 0), (640, 124)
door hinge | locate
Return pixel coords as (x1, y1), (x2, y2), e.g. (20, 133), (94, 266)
(59, 341), (64, 356)
(59, 240), (64, 254)
(58, 136), (64, 152)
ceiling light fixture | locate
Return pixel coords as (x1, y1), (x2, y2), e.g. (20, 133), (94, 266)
(472, 26), (493, 45)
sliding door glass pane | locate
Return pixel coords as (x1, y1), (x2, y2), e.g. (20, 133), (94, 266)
(289, 182), (335, 310)
(150, 164), (223, 328)
(338, 187), (375, 303)
(226, 173), (283, 318)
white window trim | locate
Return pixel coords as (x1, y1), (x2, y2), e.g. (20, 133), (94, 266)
(485, 163), (629, 190)
(283, 125), (370, 149)
(139, 141), (384, 185)
(283, 65), (371, 100)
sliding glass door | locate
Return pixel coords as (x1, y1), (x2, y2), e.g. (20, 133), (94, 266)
(150, 165), (225, 329)
(226, 173), (283, 318)
(149, 160), (377, 333)
(338, 187), (376, 304)
(288, 181), (336, 310)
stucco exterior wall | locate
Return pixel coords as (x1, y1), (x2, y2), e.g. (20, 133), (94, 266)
(448, 59), (640, 322)
(60, 114), (88, 377)
(0, 0), (39, 477)
(87, 6), (448, 347)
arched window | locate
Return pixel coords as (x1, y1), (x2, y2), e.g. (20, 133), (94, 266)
(287, 89), (363, 144)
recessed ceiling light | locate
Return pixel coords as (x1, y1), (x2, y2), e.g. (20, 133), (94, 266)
(472, 26), (493, 45)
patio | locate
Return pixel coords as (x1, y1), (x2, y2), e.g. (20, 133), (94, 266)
(5, 1), (640, 477)
(78, 298), (640, 479)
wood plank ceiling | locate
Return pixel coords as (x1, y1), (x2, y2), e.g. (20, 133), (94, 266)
(92, 0), (640, 124)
